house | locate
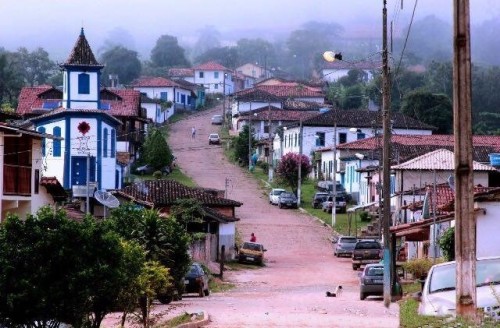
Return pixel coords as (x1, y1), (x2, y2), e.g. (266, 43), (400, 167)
(168, 68), (195, 83)
(112, 179), (242, 262)
(0, 123), (64, 222)
(130, 76), (197, 123)
(236, 63), (273, 81)
(232, 71), (256, 92)
(280, 109), (435, 186)
(192, 61), (234, 95)
(321, 59), (380, 83)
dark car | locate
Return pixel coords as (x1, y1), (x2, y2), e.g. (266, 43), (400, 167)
(359, 263), (403, 300)
(333, 236), (357, 257)
(183, 262), (210, 297)
(278, 192), (298, 209)
(312, 192), (329, 209)
(321, 195), (347, 213)
(135, 164), (170, 176)
(352, 239), (382, 270)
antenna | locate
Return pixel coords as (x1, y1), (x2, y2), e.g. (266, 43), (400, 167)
(448, 175), (455, 192)
(94, 190), (120, 209)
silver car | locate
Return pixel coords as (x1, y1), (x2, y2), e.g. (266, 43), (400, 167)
(333, 236), (357, 257)
(269, 188), (286, 205)
(418, 256), (500, 321)
(211, 114), (223, 125)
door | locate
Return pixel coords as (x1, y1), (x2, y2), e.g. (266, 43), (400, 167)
(71, 156), (96, 186)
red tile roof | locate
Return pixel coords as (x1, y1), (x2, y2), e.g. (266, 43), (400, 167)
(130, 76), (183, 88)
(192, 61), (230, 71)
(234, 84), (324, 99)
(101, 89), (141, 117)
(40, 176), (67, 201)
(168, 68), (194, 77)
(239, 107), (321, 122)
(63, 28), (102, 67)
(16, 86), (61, 115)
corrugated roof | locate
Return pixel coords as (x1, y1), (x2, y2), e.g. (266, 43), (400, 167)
(392, 149), (496, 171)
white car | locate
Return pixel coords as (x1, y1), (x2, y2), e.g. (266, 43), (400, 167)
(208, 133), (220, 145)
(269, 188), (286, 205)
(418, 256), (500, 321)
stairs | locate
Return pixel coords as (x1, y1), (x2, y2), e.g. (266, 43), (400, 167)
(359, 210), (382, 239)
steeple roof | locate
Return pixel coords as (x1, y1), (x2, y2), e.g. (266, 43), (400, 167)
(63, 28), (103, 67)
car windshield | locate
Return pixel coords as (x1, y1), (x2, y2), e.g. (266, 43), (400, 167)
(340, 237), (357, 244)
(429, 258), (500, 293)
(272, 190), (285, 195)
(366, 266), (384, 276)
(243, 242), (262, 251)
(281, 193), (295, 198)
(210, 134), (218, 137)
(355, 241), (381, 249)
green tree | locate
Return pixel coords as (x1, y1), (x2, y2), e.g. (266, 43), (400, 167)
(100, 45), (142, 86)
(14, 47), (56, 86)
(194, 46), (238, 69)
(0, 50), (24, 105)
(233, 124), (255, 167)
(401, 91), (453, 133)
(235, 38), (277, 68)
(141, 128), (175, 170)
(150, 35), (190, 68)
(191, 25), (221, 60)
(169, 198), (205, 229)
(425, 61), (453, 98)
(275, 152), (312, 194)
(438, 226), (455, 261)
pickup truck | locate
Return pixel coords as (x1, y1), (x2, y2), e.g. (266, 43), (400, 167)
(352, 240), (382, 270)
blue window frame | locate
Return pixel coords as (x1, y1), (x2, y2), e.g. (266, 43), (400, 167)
(316, 132), (325, 147)
(53, 127), (61, 157)
(214, 72), (219, 79)
(38, 127), (46, 156)
(78, 73), (90, 94)
(160, 92), (167, 100)
(111, 129), (116, 158)
(103, 128), (108, 158)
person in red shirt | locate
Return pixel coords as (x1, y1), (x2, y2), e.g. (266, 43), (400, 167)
(250, 233), (256, 242)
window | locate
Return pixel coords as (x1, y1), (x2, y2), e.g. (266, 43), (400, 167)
(357, 132), (366, 140)
(38, 127), (46, 156)
(214, 72), (219, 78)
(294, 133), (298, 147)
(316, 132), (325, 147)
(214, 84), (219, 90)
(34, 169), (40, 194)
(53, 127), (61, 157)
(78, 73), (90, 94)
(199, 72), (204, 78)
(160, 92), (167, 100)
(111, 129), (116, 158)
(339, 132), (347, 144)
(103, 128), (108, 158)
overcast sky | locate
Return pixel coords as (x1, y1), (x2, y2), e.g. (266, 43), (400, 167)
(1, 0), (499, 60)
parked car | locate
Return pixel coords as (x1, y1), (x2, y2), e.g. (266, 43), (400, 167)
(136, 164), (170, 175)
(359, 263), (403, 300)
(238, 241), (267, 265)
(417, 256), (500, 321)
(312, 192), (329, 209)
(321, 195), (347, 213)
(183, 262), (210, 297)
(208, 133), (220, 145)
(278, 192), (298, 209)
(269, 188), (286, 205)
(333, 235), (358, 257)
(211, 114), (223, 125)
(352, 239), (382, 270)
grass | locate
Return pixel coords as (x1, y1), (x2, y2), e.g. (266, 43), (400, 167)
(155, 312), (203, 328)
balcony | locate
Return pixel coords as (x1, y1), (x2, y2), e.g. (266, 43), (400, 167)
(3, 164), (31, 196)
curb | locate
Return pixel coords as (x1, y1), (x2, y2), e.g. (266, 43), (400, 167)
(175, 311), (210, 328)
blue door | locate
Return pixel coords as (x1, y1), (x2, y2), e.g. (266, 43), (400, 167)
(71, 156), (96, 185)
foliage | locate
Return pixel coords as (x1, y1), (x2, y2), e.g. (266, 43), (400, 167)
(359, 211), (370, 222)
(99, 45), (142, 86)
(275, 152), (312, 194)
(401, 91), (453, 133)
(402, 258), (439, 279)
(169, 198), (206, 228)
(150, 35), (190, 68)
(0, 51), (24, 105)
(232, 124), (255, 167)
(194, 46), (238, 69)
(0, 207), (144, 328)
(13, 47), (56, 87)
(191, 25), (221, 60)
(438, 226), (455, 261)
(141, 128), (175, 169)
(235, 38), (277, 68)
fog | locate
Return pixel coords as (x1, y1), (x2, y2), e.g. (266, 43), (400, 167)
(1, 0), (499, 61)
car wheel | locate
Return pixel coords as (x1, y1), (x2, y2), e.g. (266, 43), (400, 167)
(204, 288), (210, 296)
(199, 285), (204, 297)
(360, 292), (366, 300)
(352, 264), (358, 270)
(157, 294), (173, 304)
(278, 203), (282, 209)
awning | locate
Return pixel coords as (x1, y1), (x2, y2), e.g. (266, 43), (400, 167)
(347, 201), (378, 213)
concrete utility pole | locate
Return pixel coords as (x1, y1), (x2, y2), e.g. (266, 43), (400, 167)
(298, 119), (303, 206)
(268, 102), (274, 182)
(332, 122), (337, 228)
(453, 0), (477, 320)
(381, 0), (393, 308)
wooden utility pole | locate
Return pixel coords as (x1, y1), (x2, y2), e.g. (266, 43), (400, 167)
(453, 0), (477, 320)
(381, 0), (393, 308)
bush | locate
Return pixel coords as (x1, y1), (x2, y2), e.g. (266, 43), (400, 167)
(438, 226), (455, 261)
(402, 258), (442, 279)
(258, 161), (269, 173)
(153, 171), (163, 179)
(359, 211), (370, 222)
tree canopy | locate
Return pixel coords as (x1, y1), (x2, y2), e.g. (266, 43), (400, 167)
(140, 128), (175, 170)
(150, 35), (190, 68)
(99, 45), (142, 86)
(275, 152), (312, 194)
(401, 91), (453, 134)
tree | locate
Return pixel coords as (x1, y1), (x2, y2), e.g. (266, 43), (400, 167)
(169, 198), (205, 230)
(275, 152), (312, 194)
(141, 128), (175, 170)
(235, 38), (277, 68)
(194, 46), (238, 69)
(191, 25), (221, 60)
(14, 47), (56, 86)
(0, 50), (24, 105)
(401, 91), (453, 134)
(150, 35), (190, 68)
(233, 124), (255, 167)
(100, 45), (142, 86)
(438, 226), (455, 261)
(0, 206), (144, 328)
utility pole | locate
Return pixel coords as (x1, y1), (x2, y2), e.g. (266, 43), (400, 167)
(453, 0), (476, 320)
(248, 104), (253, 171)
(381, 0), (393, 308)
(332, 122), (337, 228)
(298, 119), (303, 206)
(268, 102), (274, 182)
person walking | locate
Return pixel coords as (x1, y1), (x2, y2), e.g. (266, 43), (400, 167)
(250, 232), (256, 242)
(191, 126), (196, 139)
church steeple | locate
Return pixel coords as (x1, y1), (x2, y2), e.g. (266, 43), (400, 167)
(63, 28), (103, 67)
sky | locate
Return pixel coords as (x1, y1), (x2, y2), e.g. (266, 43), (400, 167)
(1, 0), (499, 61)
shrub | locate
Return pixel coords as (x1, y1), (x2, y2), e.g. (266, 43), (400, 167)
(438, 226), (455, 261)
(402, 258), (442, 279)
(258, 161), (269, 173)
(153, 171), (163, 179)
(359, 211), (370, 222)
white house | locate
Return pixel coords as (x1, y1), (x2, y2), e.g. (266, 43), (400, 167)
(192, 61), (234, 95)
(321, 60), (380, 83)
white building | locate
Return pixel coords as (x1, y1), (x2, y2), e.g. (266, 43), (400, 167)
(192, 61), (234, 95)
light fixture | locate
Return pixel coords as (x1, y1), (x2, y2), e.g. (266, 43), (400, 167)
(349, 128), (361, 133)
(355, 153), (365, 160)
(323, 51), (343, 62)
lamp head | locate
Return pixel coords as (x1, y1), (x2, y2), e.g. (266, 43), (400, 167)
(323, 51), (342, 62)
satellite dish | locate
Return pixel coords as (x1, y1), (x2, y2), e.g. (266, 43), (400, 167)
(448, 175), (455, 192)
(94, 190), (120, 209)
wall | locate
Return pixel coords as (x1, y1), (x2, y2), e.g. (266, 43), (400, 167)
(476, 202), (500, 257)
